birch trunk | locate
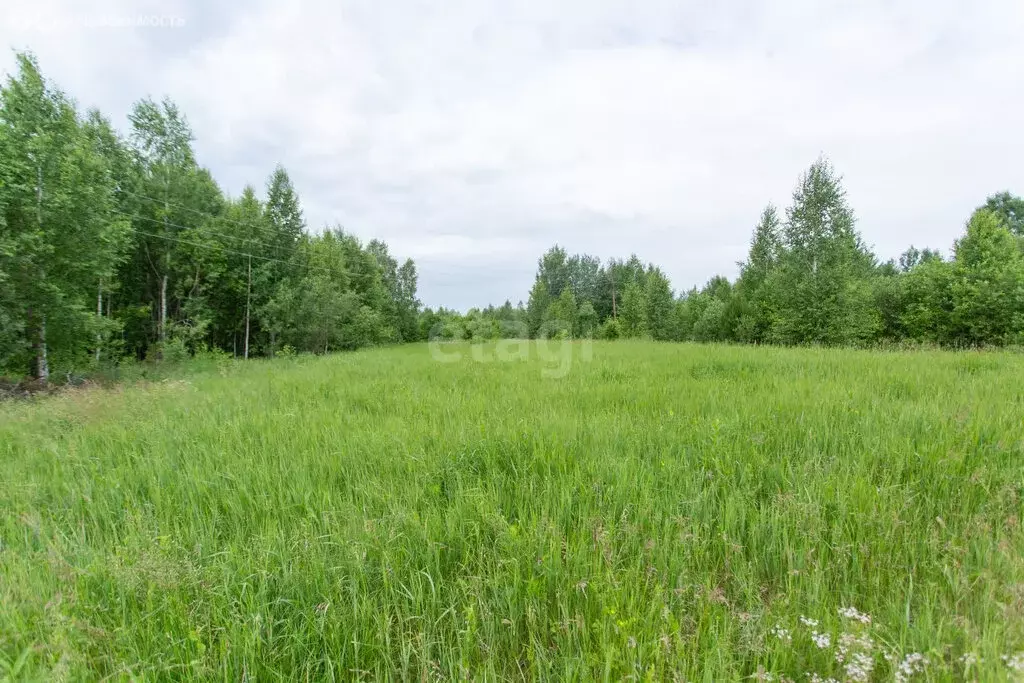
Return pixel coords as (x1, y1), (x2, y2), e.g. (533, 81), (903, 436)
(160, 273), (168, 344)
(36, 313), (49, 383)
(95, 279), (103, 363)
(244, 255), (251, 360)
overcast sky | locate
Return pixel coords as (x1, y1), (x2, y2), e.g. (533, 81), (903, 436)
(2, 0), (1022, 310)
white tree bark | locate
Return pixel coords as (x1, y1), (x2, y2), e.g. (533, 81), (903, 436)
(244, 255), (251, 360)
(95, 279), (103, 363)
(160, 273), (168, 344)
(34, 163), (48, 382)
(37, 314), (49, 383)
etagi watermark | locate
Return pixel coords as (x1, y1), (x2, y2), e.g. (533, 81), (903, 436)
(427, 319), (592, 379)
(7, 12), (187, 31)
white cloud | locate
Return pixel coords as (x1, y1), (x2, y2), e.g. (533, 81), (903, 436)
(2, 0), (1023, 308)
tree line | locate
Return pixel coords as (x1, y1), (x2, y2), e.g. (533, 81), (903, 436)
(0, 53), (421, 381)
(4, 51), (1022, 384)
(434, 159), (1024, 347)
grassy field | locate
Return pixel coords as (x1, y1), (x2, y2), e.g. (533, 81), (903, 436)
(2, 341), (1024, 681)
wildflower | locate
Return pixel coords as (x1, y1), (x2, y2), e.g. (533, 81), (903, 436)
(811, 631), (831, 649)
(959, 652), (981, 667)
(893, 652), (929, 682)
(1003, 652), (1024, 673)
(844, 652), (875, 682)
(771, 625), (792, 643)
(799, 616), (819, 627)
(806, 674), (839, 683)
(835, 632), (874, 664)
(837, 606), (871, 625)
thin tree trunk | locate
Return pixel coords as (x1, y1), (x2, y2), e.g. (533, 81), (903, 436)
(34, 164), (48, 383)
(160, 174), (170, 352)
(160, 274), (168, 344)
(36, 313), (49, 383)
(96, 279), (103, 363)
(244, 255), (251, 360)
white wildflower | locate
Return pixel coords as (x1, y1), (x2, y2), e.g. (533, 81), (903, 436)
(837, 606), (871, 625)
(771, 625), (792, 643)
(959, 652), (981, 667)
(835, 632), (874, 664)
(893, 652), (929, 683)
(799, 616), (819, 627)
(1003, 652), (1024, 673)
(806, 674), (839, 683)
(844, 652), (875, 682)
(811, 631), (831, 649)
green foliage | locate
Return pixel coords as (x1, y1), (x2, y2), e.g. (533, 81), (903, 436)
(692, 296), (727, 342)
(982, 191), (1024, 236)
(2, 53), (1022, 371)
(735, 206), (782, 343)
(497, 160), (1019, 351)
(767, 158), (879, 346)
(949, 209), (1024, 345)
(0, 53), (420, 378)
(150, 337), (189, 364)
(543, 286), (578, 338)
(275, 344), (297, 359)
(0, 53), (132, 378)
(619, 278), (647, 338)
(598, 316), (621, 340)
(644, 267), (676, 341)
(577, 301), (598, 338)
(900, 257), (955, 344)
(526, 277), (551, 338)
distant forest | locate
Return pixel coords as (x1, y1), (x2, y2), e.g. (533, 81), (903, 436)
(427, 164), (1024, 349)
(2, 52), (1023, 383)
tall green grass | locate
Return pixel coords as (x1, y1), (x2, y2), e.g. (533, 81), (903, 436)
(2, 342), (1023, 681)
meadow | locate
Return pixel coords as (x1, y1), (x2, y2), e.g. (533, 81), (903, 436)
(2, 341), (1024, 681)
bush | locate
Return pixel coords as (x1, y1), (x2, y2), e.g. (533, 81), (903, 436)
(194, 346), (235, 375)
(147, 338), (190, 364)
(599, 318), (622, 340)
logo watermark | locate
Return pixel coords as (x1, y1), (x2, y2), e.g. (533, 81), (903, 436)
(7, 11), (187, 32)
(427, 319), (593, 379)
